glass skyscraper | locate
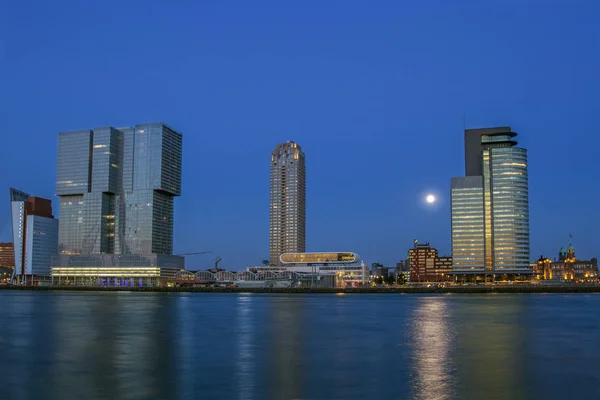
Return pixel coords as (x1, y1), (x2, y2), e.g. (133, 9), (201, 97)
(270, 141), (306, 266)
(451, 127), (530, 274)
(10, 188), (59, 281)
(56, 123), (182, 256)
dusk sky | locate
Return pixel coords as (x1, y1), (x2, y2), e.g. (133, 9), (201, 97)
(1, 0), (599, 270)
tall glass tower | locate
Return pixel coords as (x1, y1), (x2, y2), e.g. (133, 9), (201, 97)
(451, 127), (530, 274)
(270, 141), (306, 266)
(56, 123), (182, 256)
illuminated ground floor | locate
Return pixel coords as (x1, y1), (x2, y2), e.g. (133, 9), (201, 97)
(450, 270), (534, 284)
(50, 254), (184, 287)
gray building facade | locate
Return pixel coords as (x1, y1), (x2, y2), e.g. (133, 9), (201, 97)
(10, 188), (59, 280)
(56, 123), (182, 256)
(270, 141), (306, 266)
(452, 127), (530, 274)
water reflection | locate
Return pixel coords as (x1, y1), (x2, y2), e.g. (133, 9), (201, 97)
(268, 296), (305, 400)
(0, 293), (177, 400)
(236, 295), (256, 400)
(177, 295), (194, 399)
(2, 292), (600, 400)
(1, 293), (36, 400)
(409, 297), (455, 400)
(451, 296), (528, 400)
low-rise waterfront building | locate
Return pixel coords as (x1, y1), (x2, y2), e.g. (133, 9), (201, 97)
(247, 252), (367, 288)
(0, 242), (14, 267)
(0, 242), (15, 284)
(51, 253), (184, 287)
(533, 242), (598, 283)
(409, 240), (453, 283)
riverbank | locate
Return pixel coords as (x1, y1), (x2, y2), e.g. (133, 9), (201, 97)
(2, 285), (600, 294)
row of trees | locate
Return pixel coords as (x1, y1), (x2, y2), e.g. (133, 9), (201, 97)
(372, 274), (406, 285)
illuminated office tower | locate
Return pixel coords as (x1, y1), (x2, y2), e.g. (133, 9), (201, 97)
(270, 142), (306, 266)
(451, 127), (530, 274)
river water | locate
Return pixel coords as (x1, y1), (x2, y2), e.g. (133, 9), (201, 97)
(0, 292), (599, 400)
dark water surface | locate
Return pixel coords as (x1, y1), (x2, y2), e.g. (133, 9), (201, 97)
(1, 292), (600, 400)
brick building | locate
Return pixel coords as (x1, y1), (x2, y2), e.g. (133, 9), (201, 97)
(409, 240), (453, 283)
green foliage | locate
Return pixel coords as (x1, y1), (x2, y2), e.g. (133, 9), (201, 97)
(372, 277), (383, 285)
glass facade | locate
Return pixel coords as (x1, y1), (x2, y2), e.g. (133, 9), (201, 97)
(50, 254), (184, 287)
(11, 202), (26, 274)
(270, 142), (306, 266)
(452, 128), (530, 273)
(451, 177), (485, 271)
(56, 130), (93, 195)
(280, 252), (358, 264)
(11, 194), (59, 277)
(25, 215), (59, 276)
(488, 147), (529, 269)
(56, 123), (182, 257)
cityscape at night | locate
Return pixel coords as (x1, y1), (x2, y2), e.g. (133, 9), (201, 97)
(2, 1), (600, 399)
(0, 124), (597, 288)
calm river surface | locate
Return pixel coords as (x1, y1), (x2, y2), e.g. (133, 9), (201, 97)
(1, 292), (600, 400)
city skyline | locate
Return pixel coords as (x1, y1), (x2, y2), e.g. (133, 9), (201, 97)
(2, 1), (599, 269)
(1, 125), (594, 271)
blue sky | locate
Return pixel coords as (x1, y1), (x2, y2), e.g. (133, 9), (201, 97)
(1, 0), (599, 270)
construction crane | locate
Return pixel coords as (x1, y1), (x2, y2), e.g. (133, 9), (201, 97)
(172, 252), (213, 272)
(207, 257), (223, 273)
(175, 251), (213, 256)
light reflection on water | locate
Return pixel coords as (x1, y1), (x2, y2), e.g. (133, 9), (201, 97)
(409, 298), (455, 400)
(1, 292), (600, 400)
(236, 295), (256, 400)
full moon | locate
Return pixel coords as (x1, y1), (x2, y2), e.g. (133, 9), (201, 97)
(426, 194), (436, 204)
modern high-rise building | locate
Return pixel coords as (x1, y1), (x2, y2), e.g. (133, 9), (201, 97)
(56, 123), (182, 256)
(9, 188), (59, 282)
(451, 127), (530, 276)
(51, 123), (184, 286)
(270, 141), (306, 266)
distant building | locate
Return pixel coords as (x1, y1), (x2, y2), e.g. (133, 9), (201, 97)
(534, 242), (598, 282)
(0, 242), (15, 283)
(409, 240), (453, 282)
(10, 188), (59, 283)
(0, 242), (14, 267)
(396, 259), (410, 272)
(270, 142), (306, 266)
(371, 263), (390, 279)
(393, 259), (410, 283)
(451, 127), (530, 279)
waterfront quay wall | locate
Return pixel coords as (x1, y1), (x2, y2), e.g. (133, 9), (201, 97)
(2, 285), (600, 294)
